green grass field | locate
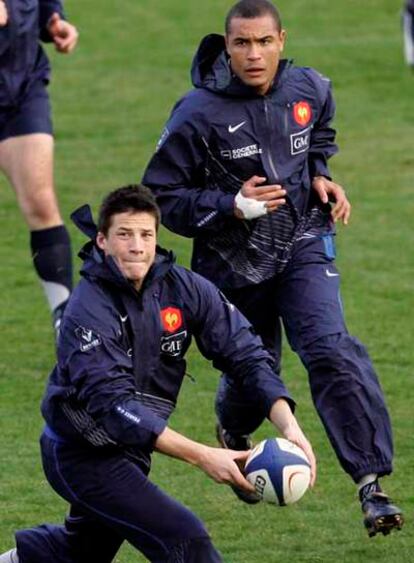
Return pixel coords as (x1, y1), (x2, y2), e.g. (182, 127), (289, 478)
(1, 1), (413, 561)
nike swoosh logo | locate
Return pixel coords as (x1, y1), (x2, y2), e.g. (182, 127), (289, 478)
(228, 121), (246, 133)
(325, 269), (339, 277)
(120, 315), (128, 322)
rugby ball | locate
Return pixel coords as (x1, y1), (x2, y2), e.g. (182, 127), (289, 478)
(245, 438), (311, 505)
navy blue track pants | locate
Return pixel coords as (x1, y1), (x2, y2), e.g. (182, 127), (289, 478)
(216, 233), (393, 482)
(16, 433), (222, 562)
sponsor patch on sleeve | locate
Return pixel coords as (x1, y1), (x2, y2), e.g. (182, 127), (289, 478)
(75, 326), (102, 352)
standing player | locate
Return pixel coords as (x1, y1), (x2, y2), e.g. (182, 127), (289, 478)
(403, 0), (414, 67)
(142, 0), (403, 536)
(0, 1), (78, 334)
(0, 185), (315, 563)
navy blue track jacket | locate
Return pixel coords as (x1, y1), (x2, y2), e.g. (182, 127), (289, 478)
(0, 0), (64, 107)
(42, 205), (293, 461)
(143, 34), (338, 289)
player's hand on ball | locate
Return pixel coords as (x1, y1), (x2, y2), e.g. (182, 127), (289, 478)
(197, 446), (256, 494)
(269, 399), (317, 487)
(245, 438), (312, 504)
(281, 425), (316, 487)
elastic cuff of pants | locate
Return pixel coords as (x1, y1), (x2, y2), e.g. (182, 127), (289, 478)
(351, 464), (393, 484)
(30, 225), (70, 249)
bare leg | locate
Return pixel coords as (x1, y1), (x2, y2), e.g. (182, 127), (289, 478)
(0, 133), (61, 228)
(0, 133), (72, 325)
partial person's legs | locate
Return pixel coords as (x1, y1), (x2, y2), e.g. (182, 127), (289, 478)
(0, 133), (72, 332)
(14, 433), (221, 562)
(216, 277), (282, 438)
(278, 233), (403, 535)
(15, 505), (123, 563)
(402, 0), (414, 67)
(215, 279), (281, 504)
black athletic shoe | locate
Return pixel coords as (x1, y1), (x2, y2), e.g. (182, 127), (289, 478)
(215, 423), (260, 504)
(361, 492), (404, 537)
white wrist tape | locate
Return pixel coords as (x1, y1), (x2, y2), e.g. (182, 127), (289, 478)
(235, 191), (267, 220)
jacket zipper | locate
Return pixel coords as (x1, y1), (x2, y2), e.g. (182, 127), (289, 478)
(263, 97), (280, 257)
(262, 98), (299, 257)
(263, 97), (280, 183)
(284, 103), (291, 135)
(137, 292), (160, 395)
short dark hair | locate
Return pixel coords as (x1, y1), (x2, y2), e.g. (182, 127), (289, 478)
(225, 0), (282, 35)
(98, 184), (161, 235)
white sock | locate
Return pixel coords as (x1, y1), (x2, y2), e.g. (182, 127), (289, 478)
(0, 549), (19, 563)
(358, 473), (378, 491)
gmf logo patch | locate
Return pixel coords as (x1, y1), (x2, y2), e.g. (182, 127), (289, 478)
(160, 307), (183, 333)
(293, 102), (312, 127)
(290, 126), (311, 155)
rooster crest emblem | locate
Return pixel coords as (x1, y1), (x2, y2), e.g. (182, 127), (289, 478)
(160, 307), (183, 333)
(293, 101), (312, 126)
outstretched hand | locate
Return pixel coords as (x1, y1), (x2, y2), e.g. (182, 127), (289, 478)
(47, 13), (79, 54)
(312, 175), (351, 225)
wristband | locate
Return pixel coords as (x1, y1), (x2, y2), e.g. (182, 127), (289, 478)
(235, 191), (267, 220)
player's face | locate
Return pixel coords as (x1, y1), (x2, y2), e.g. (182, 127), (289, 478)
(97, 211), (157, 291)
(225, 15), (286, 95)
